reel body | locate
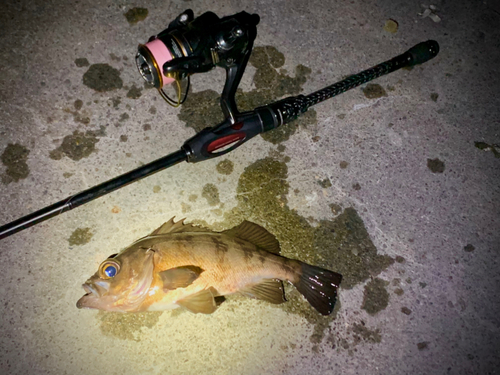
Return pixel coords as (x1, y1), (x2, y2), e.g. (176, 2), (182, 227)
(136, 9), (259, 112)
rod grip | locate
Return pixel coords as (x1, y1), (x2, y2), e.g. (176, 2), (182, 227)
(406, 40), (439, 66)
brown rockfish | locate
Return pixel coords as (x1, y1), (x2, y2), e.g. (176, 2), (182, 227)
(77, 218), (342, 315)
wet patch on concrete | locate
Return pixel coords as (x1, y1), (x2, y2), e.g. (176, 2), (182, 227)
(177, 90), (224, 132)
(192, 157), (394, 345)
(362, 83), (387, 99)
(427, 158), (445, 173)
(74, 99), (83, 110)
(202, 183), (220, 206)
(383, 19), (399, 34)
(68, 228), (93, 246)
(124, 8), (148, 25)
(118, 113), (129, 124)
(464, 244), (475, 252)
(361, 278), (390, 315)
(49, 130), (100, 161)
(177, 46), (317, 142)
(417, 341), (429, 350)
(401, 307), (412, 315)
(98, 311), (162, 341)
(126, 85), (142, 99)
(64, 105), (90, 125)
(216, 159), (234, 175)
(329, 320), (381, 353)
(1, 143), (30, 184)
(244, 46), (310, 103)
(313, 210), (394, 289)
(75, 58), (89, 67)
(83, 64), (123, 92)
(475, 141), (499, 158)
(350, 322), (382, 343)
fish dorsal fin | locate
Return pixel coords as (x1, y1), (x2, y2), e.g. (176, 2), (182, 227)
(177, 287), (218, 314)
(160, 266), (204, 291)
(150, 217), (210, 235)
(240, 279), (286, 304)
(222, 221), (281, 254)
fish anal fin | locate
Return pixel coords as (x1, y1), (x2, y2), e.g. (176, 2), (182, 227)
(150, 217), (212, 236)
(240, 279), (286, 304)
(160, 266), (204, 291)
(177, 287), (218, 314)
(223, 221), (281, 254)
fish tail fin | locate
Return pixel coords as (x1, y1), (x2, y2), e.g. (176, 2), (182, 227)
(293, 262), (342, 315)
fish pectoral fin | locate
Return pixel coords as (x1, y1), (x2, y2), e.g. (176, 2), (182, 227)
(177, 287), (218, 314)
(240, 279), (286, 304)
(160, 266), (204, 291)
(222, 221), (281, 254)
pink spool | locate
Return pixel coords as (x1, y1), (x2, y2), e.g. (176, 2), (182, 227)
(144, 39), (176, 87)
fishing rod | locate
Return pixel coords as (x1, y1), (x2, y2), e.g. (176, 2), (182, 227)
(0, 9), (439, 240)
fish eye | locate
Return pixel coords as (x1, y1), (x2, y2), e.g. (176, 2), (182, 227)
(104, 264), (117, 278)
(99, 260), (120, 279)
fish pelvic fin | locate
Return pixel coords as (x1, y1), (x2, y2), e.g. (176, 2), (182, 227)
(160, 266), (204, 291)
(223, 221), (280, 254)
(177, 287), (218, 314)
(240, 279), (286, 304)
(293, 263), (342, 315)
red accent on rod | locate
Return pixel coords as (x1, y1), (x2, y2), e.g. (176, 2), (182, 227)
(207, 133), (245, 153)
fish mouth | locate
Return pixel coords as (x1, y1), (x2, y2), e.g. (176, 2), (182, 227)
(76, 282), (102, 309)
(82, 283), (98, 297)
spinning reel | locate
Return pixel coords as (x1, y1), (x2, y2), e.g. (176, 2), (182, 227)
(136, 9), (259, 123)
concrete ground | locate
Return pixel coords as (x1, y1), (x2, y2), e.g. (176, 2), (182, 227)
(1, 0), (499, 374)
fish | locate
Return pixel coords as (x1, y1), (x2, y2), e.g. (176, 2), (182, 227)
(77, 218), (342, 315)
